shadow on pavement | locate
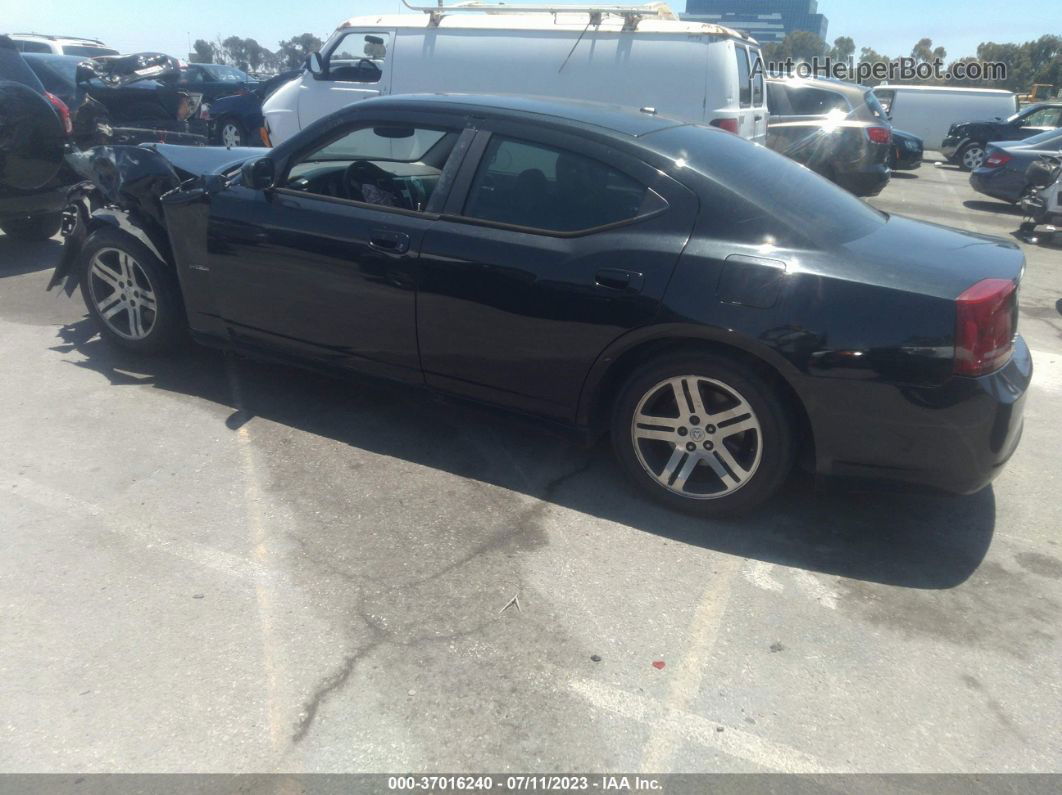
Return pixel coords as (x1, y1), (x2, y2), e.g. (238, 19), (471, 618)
(53, 319), (996, 592)
(0, 236), (61, 278)
(890, 172), (919, 179)
(964, 199), (1022, 216)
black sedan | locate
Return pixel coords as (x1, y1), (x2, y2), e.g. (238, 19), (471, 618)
(888, 128), (923, 170)
(50, 94), (1031, 514)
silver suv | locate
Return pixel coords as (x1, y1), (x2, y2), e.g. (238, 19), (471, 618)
(7, 34), (118, 57)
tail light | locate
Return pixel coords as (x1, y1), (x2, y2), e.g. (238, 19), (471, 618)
(865, 126), (891, 144)
(198, 102), (211, 121)
(710, 118), (739, 134)
(46, 92), (72, 136)
(983, 151), (1012, 168)
(955, 278), (1017, 376)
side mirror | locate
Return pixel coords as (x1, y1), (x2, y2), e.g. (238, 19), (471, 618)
(307, 52), (325, 79)
(241, 157), (276, 190)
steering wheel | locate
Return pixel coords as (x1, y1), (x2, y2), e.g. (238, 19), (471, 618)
(344, 160), (405, 207)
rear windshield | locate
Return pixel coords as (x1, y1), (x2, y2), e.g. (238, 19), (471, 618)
(645, 124), (886, 246)
(1019, 127), (1062, 147)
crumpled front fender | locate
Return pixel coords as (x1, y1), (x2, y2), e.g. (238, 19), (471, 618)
(47, 146), (181, 293)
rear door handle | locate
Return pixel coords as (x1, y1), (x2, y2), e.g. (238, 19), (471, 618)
(595, 268), (644, 292)
(369, 230), (410, 255)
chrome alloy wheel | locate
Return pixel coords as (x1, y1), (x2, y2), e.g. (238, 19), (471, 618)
(220, 121), (241, 148)
(631, 375), (762, 499)
(87, 248), (158, 340)
(962, 145), (985, 170)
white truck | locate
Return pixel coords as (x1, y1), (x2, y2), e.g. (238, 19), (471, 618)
(263, 2), (766, 146)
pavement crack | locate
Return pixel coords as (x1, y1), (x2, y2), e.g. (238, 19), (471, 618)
(292, 638), (380, 744)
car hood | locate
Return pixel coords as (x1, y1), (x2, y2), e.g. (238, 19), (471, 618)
(840, 214), (1024, 300)
(147, 142), (261, 176)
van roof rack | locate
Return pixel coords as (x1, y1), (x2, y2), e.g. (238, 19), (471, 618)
(400, 1), (678, 30)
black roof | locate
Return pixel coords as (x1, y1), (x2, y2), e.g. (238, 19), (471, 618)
(352, 93), (687, 138)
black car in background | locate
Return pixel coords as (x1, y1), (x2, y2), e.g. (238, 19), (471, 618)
(53, 94), (1029, 514)
(766, 77), (892, 196)
(23, 53), (207, 147)
(888, 128), (923, 170)
(941, 101), (1062, 170)
(0, 35), (75, 240)
(201, 69), (300, 147)
(177, 63), (257, 110)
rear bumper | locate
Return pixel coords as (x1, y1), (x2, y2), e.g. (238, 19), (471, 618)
(969, 168), (1024, 203)
(835, 164), (890, 197)
(0, 182), (69, 224)
(810, 335), (1032, 494)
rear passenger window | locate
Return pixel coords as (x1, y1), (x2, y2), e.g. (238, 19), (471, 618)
(463, 137), (650, 233)
(735, 46), (752, 109)
(786, 86), (849, 115)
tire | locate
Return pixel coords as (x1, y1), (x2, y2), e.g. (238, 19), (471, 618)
(611, 352), (796, 516)
(958, 143), (986, 171)
(217, 118), (244, 148)
(78, 227), (185, 353)
(1, 212), (62, 241)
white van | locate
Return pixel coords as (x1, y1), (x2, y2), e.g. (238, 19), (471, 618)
(263, 2), (766, 146)
(871, 85), (1018, 151)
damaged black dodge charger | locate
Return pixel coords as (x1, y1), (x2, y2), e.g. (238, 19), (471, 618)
(49, 94), (1031, 514)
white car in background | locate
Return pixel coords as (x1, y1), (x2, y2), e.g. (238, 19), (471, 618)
(7, 34), (118, 57)
(263, 1), (766, 146)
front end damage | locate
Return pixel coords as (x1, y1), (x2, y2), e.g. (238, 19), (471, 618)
(48, 146), (183, 294)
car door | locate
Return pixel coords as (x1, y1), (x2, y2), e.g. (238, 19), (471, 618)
(416, 125), (698, 420)
(298, 30), (393, 127)
(200, 115), (472, 382)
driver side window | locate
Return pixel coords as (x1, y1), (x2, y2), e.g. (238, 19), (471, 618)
(324, 31), (390, 83)
(283, 123), (461, 213)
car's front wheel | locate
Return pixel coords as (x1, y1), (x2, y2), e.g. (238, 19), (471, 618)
(611, 352), (796, 515)
(959, 143), (986, 171)
(78, 227), (185, 353)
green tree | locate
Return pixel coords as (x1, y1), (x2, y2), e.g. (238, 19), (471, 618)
(189, 39), (215, 64)
(277, 33), (323, 69)
(830, 36), (855, 63)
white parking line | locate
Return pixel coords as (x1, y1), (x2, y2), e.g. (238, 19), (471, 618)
(571, 678), (833, 773)
(1031, 349), (1062, 394)
(638, 557), (740, 772)
(1, 469), (268, 583)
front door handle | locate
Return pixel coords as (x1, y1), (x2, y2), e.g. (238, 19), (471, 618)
(369, 230), (410, 255)
(595, 268), (644, 292)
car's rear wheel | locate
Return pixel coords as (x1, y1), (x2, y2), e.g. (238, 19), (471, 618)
(78, 228), (184, 353)
(959, 143), (986, 171)
(1, 212), (62, 241)
(611, 352), (796, 515)
(218, 118), (244, 148)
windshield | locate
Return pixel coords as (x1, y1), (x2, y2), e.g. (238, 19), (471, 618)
(309, 127), (448, 163)
(63, 45), (119, 57)
(645, 124), (886, 247)
(22, 54), (80, 89)
(200, 64), (251, 82)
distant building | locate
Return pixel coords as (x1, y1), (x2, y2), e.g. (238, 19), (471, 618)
(683, 0), (829, 44)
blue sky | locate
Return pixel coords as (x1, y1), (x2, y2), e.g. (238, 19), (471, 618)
(4, 0), (1056, 62)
